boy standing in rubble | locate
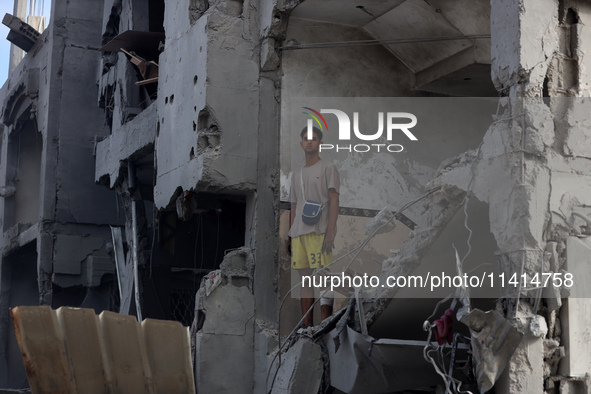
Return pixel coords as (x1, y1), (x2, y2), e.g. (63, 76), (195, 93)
(287, 126), (340, 327)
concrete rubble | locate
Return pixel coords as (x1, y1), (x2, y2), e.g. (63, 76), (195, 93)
(0, 0), (590, 393)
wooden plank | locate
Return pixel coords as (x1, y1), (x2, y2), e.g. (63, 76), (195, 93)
(10, 306), (196, 393)
(10, 306), (75, 394)
(142, 319), (195, 394)
(57, 307), (107, 393)
(135, 77), (159, 86)
(99, 311), (152, 394)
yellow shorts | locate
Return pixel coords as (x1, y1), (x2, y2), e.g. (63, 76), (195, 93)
(291, 232), (332, 269)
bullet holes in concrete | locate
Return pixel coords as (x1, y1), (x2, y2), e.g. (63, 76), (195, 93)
(196, 109), (221, 155)
(198, 110), (212, 131)
(197, 134), (221, 155)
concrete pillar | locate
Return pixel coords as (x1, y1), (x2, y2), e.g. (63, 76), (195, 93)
(488, 0), (561, 392)
(488, 0), (591, 392)
(8, 0), (27, 74)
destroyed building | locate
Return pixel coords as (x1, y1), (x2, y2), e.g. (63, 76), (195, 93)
(0, 0), (591, 392)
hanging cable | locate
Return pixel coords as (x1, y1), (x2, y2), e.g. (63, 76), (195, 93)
(423, 324), (474, 394)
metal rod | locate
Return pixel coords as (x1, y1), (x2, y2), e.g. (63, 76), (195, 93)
(110, 227), (125, 302)
(278, 35), (491, 50)
(131, 200), (142, 322)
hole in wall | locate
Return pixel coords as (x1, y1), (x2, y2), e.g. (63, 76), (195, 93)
(565, 8), (579, 24)
(148, 0), (165, 33)
(158, 193), (247, 270)
(226, 0), (243, 17)
(542, 76), (550, 98)
(153, 192), (246, 326)
(194, 75), (198, 85)
(102, 6), (121, 46)
(170, 94), (174, 104)
(197, 135), (208, 153)
(198, 110), (211, 130)
(189, 0), (210, 24)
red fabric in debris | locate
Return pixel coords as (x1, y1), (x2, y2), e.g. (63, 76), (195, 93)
(432, 308), (455, 345)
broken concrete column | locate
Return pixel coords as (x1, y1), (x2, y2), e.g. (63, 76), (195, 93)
(194, 248), (256, 393)
(195, 283), (255, 393)
(488, 0), (591, 392)
(491, 0), (558, 94)
(269, 339), (324, 394)
(495, 309), (548, 393)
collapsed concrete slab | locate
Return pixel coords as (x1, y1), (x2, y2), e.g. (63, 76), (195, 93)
(361, 185), (467, 325)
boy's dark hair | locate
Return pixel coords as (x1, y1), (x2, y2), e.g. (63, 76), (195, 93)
(300, 126), (323, 141)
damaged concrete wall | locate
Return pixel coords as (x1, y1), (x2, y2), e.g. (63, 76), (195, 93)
(95, 103), (157, 188)
(364, 0), (591, 392)
(486, 1), (591, 392)
(0, 0), (122, 389)
(93, 0), (286, 392)
(195, 249), (255, 393)
(48, 0), (118, 226)
(154, 1), (260, 207)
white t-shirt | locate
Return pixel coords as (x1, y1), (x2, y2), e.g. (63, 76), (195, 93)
(288, 159), (340, 238)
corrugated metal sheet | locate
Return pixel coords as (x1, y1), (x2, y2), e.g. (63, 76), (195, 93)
(10, 306), (195, 394)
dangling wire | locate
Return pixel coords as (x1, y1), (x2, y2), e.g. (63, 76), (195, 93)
(423, 325), (474, 394)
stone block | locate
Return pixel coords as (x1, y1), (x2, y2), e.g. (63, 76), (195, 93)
(202, 285), (254, 336)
